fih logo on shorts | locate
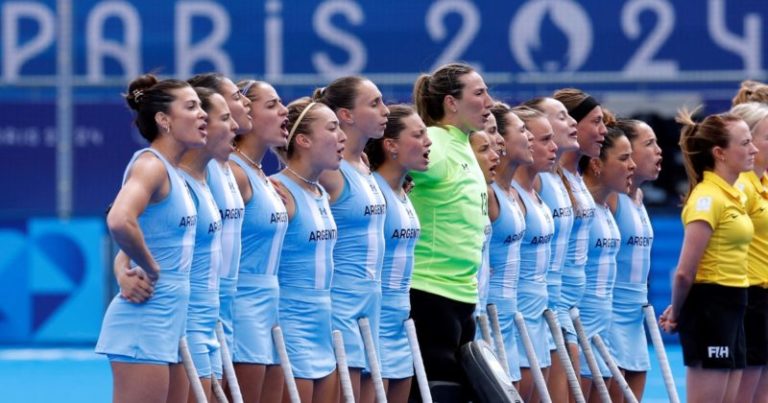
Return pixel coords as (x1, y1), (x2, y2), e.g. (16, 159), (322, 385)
(708, 346), (729, 358)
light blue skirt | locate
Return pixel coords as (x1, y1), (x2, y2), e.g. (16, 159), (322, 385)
(280, 286), (336, 379)
(95, 270), (190, 363)
(517, 280), (552, 368)
(232, 274), (279, 365)
(577, 296), (612, 378)
(486, 296), (522, 381)
(379, 292), (414, 379)
(187, 288), (220, 378)
(607, 284), (650, 372)
(331, 279), (382, 370)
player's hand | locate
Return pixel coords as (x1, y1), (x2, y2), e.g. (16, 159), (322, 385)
(269, 177), (290, 205)
(117, 264), (155, 303)
(659, 305), (677, 333)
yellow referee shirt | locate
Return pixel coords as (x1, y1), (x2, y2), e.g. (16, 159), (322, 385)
(682, 171), (753, 287)
(737, 171), (768, 288)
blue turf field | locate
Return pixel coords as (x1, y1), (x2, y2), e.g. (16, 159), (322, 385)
(0, 344), (686, 402)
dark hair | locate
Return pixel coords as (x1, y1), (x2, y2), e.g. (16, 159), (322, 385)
(578, 126), (627, 173)
(412, 63), (475, 127)
(365, 104), (417, 171)
(677, 107), (743, 202)
(490, 102), (513, 136)
(312, 76), (367, 112)
(612, 119), (645, 142)
(187, 72), (227, 93)
(125, 74), (191, 142)
(275, 97), (323, 161)
(193, 87), (218, 114)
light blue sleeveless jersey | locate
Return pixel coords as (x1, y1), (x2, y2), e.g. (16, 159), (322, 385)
(487, 183), (526, 303)
(539, 172), (575, 309)
(230, 155), (288, 277)
(613, 193), (653, 294)
(331, 160), (386, 285)
(512, 182), (554, 285)
(206, 159), (244, 358)
(375, 173), (420, 293)
(96, 148), (197, 363)
(274, 172), (336, 290)
(583, 204), (621, 302)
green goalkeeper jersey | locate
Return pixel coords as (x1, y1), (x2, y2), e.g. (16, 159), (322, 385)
(408, 125), (488, 303)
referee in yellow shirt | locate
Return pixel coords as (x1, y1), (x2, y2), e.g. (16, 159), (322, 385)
(661, 108), (757, 403)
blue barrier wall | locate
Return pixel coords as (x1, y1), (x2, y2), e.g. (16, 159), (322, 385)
(0, 214), (684, 345)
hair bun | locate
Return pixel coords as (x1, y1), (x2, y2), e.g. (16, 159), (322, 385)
(125, 74), (159, 110)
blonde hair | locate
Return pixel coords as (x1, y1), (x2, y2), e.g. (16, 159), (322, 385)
(732, 80), (768, 106)
(730, 102), (768, 132)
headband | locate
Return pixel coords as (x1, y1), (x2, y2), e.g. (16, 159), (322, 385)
(287, 102), (318, 145)
(568, 95), (600, 123)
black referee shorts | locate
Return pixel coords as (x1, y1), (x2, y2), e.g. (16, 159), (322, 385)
(678, 283), (747, 369)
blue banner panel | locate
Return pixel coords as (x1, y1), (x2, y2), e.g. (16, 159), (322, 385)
(0, 0), (765, 81)
(0, 218), (106, 343)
